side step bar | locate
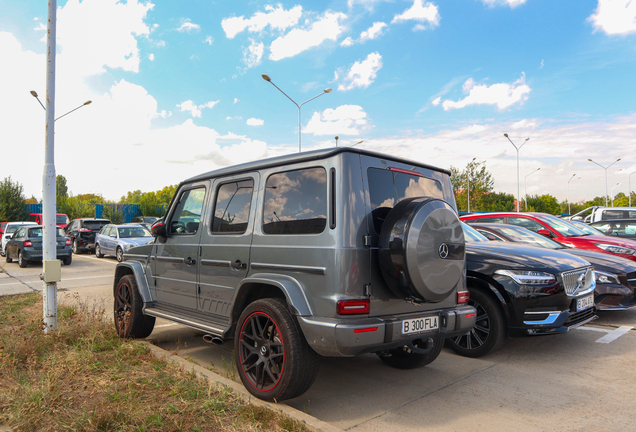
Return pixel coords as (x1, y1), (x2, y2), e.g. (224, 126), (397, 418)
(143, 307), (228, 338)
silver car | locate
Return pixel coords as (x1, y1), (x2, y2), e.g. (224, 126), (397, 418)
(95, 224), (153, 262)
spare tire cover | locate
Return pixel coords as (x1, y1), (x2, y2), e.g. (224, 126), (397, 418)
(378, 197), (465, 302)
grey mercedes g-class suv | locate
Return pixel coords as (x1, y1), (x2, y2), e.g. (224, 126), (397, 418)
(113, 148), (476, 401)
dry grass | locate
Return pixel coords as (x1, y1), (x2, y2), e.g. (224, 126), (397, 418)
(0, 294), (307, 432)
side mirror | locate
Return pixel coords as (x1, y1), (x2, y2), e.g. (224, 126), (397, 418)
(537, 229), (551, 238)
(151, 219), (167, 243)
(110, 234), (117, 238)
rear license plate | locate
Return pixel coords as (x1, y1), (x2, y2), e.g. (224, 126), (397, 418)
(401, 316), (439, 335)
(577, 294), (594, 312)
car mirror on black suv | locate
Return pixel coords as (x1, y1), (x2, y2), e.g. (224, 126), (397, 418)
(150, 219), (166, 242)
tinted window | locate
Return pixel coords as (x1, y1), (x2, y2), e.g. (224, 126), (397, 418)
(56, 214), (69, 224)
(368, 168), (443, 233)
(629, 211), (636, 218)
(6, 225), (21, 234)
(263, 167), (327, 235)
(28, 228), (43, 238)
(592, 222), (611, 234)
(602, 210), (624, 220)
(467, 216), (506, 224)
(508, 217), (545, 233)
(213, 179), (254, 233)
(476, 230), (503, 241)
(462, 223), (489, 242)
(169, 188), (205, 234)
(84, 220), (109, 230)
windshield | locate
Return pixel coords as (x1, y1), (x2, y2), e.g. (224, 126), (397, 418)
(462, 222), (489, 242)
(496, 225), (563, 249)
(572, 221), (603, 235)
(56, 214), (69, 224)
(84, 220), (109, 230)
(118, 227), (152, 238)
(535, 214), (587, 237)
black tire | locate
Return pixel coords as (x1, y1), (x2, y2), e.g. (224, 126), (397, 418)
(234, 298), (319, 401)
(114, 275), (155, 338)
(18, 251), (28, 268)
(62, 255), (72, 266)
(446, 288), (506, 358)
(116, 247), (124, 262)
(378, 338), (444, 369)
(72, 240), (83, 254)
(95, 244), (104, 258)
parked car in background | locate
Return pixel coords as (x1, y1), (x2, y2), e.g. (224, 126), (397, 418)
(590, 219), (636, 240)
(28, 213), (70, 228)
(5, 225), (72, 267)
(0, 222), (7, 242)
(564, 206), (636, 223)
(568, 220), (605, 236)
(471, 223), (636, 310)
(0, 222), (37, 257)
(95, 224), (153, 262)
(461, 212), (636, 263)
(65, 218), (110, 254)
(128, 216), (159, 230)
(446, 223), (597, 358)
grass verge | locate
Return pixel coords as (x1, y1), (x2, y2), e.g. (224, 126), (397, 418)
(0, 293), (307, 432)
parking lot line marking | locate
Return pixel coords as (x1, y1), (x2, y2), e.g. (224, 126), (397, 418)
(595, 326), (633, 344)
(74, 256), (118, 265)
(577, 327), (608, 333)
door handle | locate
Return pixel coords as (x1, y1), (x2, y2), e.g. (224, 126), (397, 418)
(185, 257), (196, 265)
(231, 260), (246, 269)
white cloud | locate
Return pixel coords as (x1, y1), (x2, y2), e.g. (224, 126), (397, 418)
(588, 0), (636, 35)
(481, 0), (527, 8)
(177, 20), (200, 32)
(432, 97), (441, 106)
(511, 119), (538, 129)
(177, 100), (220, 117)
(226, 116), (242, 120)
(156, 40), (166, 47)
(360, 22), (388, 41)
(247, 118), (264, 126)
(391, 0), (440, 30)
(340, 36), (355, 47)
(148, 53), (154, 61)
(304, 105), (368, 135)
(441, 73), (531, 111)
(242, 39), (264, 69)
(269, 12), (346, 61)
(204, 36), (214, 45)
(234, 98), (239, 104)
(336, 52), (383, 91)
(222, 5), (302, 39)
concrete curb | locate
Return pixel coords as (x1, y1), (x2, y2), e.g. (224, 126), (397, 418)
(145, 342), (343, 432)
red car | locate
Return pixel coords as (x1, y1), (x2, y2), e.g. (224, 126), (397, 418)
(0, 222), (7, 242)
(461, 212), (636, 263)
(28, 213), (70, 229)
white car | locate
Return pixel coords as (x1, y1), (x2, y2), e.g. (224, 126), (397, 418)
(1, 222), (37, 256)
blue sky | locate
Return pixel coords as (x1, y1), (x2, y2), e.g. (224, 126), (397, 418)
(1, 0), (635, 202)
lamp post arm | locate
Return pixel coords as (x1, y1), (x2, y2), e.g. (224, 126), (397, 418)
(299, 92), (327, 108)
(54, 102), (91, 122)
(265, 81), (299, 109)
(588, 159), (606, 170)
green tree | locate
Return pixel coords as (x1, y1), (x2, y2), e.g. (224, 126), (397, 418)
(0, 177), (29, 221)
(57, 195), (94, 220)
(120, 190), (143, 204)
(102, 205), (124, 224)
(56, 175), (69, 201)
(156, 184), (178, 205)
(480, 192), (516, 212)
(450, 160), (494, 211)
(526, 194), (561, 215)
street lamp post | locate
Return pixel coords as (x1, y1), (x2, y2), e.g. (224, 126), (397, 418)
(349, 140), (364, 147)
(588, 158), (621, 207)
(524, 168), (541, 211)
(467, 157), (476, 213)
(504, 134), (529, 212)
(335, 136), (339, 147)
(261, 74), (332, 152)
(567, 174), (581, 216)
(611, 182), (621, 207)
(31, 90), (92, 120)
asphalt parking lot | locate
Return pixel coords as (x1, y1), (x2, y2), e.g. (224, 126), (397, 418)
(2, 255), (635, 432)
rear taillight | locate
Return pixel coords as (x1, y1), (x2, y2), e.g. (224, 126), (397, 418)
(457, 291), (470, 304)
(337, 299), (370, 315)
(24, 240), (33, 247)
(78, 228), (91, 233)
(65, 238), (71, 246)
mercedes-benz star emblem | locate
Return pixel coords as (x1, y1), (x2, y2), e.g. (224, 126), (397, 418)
(438, 243), (449, 259)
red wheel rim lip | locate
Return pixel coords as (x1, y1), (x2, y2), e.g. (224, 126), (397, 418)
(239, 310), (285, 392)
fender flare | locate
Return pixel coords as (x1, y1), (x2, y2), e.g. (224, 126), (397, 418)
(466, 273), (514, 325)
(234, 273), (313, 319)
(114, 261), (152, 303)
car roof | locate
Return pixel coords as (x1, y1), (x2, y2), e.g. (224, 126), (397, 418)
(6, 221), (37, 226)
(72, 218), (110, 222)
(184, 147), (451, 184)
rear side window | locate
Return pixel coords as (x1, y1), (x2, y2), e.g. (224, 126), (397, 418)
(212, 179), (254, 234)
(508, 217), (545, 233)
(602, 210), (624, 220)
(367, 168), (443, 234)
(169, 188), (205, 234)
(629, 211), (636, 219)
(466, 216), (506, 224)
(263, 167), (327, 235)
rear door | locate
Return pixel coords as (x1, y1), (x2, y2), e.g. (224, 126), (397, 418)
(197, 173), (258, 319)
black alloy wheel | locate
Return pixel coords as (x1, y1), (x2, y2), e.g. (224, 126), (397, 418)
(114, 275), (155, 338)
(234, 298), (319, 401)
(447, 288), (505, 358)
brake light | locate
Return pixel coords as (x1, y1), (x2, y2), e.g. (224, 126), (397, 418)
(457, 291), (470, 304)
(78, 228), (91, 233)
(388, 167), (423, 177)
(65, 238), (71, 246)
(24, 240), (33, 247)
(337, 299), (370, 315)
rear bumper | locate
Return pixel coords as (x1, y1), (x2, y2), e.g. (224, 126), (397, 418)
(23, 248), (72, 261)
(298, 306), (476, 357)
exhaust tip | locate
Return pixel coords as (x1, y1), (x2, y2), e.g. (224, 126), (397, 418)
(202, 334), (224, 345)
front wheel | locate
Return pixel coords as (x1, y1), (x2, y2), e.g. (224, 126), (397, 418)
(116, 247), (124, 262)
(378, 338), (444, 369)
(446, 288), (506, 358)
(234, 298), (319, 401)
(114, 275), (155, 338)
(18, 251), (28, 268)
(95, 244), (104, 258)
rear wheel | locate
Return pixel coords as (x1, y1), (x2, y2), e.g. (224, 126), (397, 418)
(446, 288), (506, 358)
(378, 338), (443, 369)
(116, 247), (124, 262)
(95, 244), (104, 258)
(234, 298), (319, 401)
(114, 275), (155, 338)
(72, 240), (82, 254)
(18, 251), (28, 268)
(62, 255), (72, 266)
